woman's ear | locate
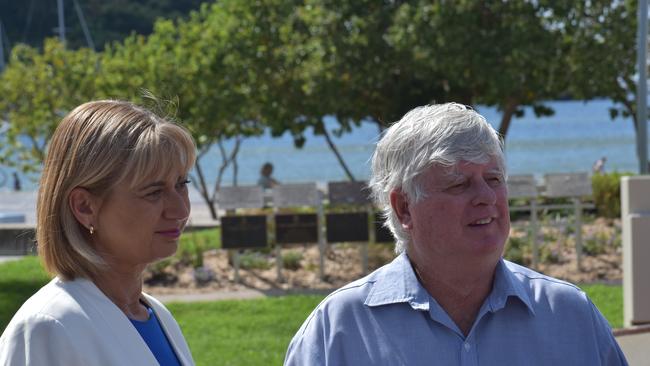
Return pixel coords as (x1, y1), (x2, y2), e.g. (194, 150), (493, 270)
(389, 189), (413, 230)
(69, 187), (99, 231)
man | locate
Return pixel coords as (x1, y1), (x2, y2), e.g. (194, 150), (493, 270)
(284, 103), (627, 365)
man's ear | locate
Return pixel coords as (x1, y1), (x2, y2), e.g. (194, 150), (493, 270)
(69, 187), (99, 230)
(389, 189), (413, 230)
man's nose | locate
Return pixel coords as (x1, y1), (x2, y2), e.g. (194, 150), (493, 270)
(471, 179), (497, 206)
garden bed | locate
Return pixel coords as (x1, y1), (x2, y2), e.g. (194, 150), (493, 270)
(143, 217), (623, 296)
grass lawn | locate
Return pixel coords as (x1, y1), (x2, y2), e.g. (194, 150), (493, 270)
(0, 256), (625, 364)
(581, 284), (624, 329)
(167, 296), (323, 365)
(0, 256), (50, 330)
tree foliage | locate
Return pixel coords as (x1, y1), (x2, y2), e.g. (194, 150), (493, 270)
(0, 38), (99, 173)
(0, 0), (643, 190)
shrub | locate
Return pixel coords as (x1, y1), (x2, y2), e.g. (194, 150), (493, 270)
(239, 251), (272, 270)
(591, 172), (633, 218)
(504, 236), (530, 265)
(539, 243), (561, 264)
(282, 251), (303, 270)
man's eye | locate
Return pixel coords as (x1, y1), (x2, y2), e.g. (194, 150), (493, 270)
(487, 176), (503, 186)
(446, 181), (467, 192)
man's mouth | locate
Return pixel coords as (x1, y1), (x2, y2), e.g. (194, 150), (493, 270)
(469, 217), (493, 226)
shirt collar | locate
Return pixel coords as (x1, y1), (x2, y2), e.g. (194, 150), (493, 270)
(364, 254), (535, 316)
(487, 259), (535, 315)
(364, 252), (430, 310)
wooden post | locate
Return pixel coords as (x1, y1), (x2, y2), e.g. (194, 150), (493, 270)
(275, 243), (284, 282)
(268, 212), (283, 283)
(573, 197), (583, 271)
(233, 249), (241, 283)
(530, 198), (539, 269)
(317, 195), (326, 281)
(360, 206), (373, 275)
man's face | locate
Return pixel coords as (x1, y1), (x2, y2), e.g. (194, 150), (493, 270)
(401, 159), (510, 267)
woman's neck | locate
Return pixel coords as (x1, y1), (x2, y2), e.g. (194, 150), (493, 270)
(93, 266), (148, 321)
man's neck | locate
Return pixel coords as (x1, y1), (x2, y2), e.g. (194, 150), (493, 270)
(409, 254), (499, 336)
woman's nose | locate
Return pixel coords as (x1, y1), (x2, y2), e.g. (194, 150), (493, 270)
(164, 190), (191, 220)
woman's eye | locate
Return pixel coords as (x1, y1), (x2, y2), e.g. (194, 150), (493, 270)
(177, 179), (191, 190)
(145, 190), (163, 199)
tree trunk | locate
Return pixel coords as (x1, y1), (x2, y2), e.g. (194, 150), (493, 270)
(497, 98), (519, 142)
(188, 136), (245, 221)
(192, 159), (218, 220)
(320, 122), (356, 181)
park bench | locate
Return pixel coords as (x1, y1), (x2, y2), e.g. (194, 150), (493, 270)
(0, 223), (35, 255)
(217, 181), (396, 281)
(271, 183), (321, 282)
(217, 185), (267, 282)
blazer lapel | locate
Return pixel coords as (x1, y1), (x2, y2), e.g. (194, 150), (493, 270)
(142, 294), (194, 366)
(66, 279), (160, 365)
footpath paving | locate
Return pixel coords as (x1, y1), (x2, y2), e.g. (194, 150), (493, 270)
(0, 188), (218, 227)
(614, 326), (650, 366)
(0, 255), (22, 264)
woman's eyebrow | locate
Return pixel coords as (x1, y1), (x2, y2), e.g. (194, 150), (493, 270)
(139, 181), (166, 190)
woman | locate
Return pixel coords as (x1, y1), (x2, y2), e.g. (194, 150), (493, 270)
(0, 100), (196, 365)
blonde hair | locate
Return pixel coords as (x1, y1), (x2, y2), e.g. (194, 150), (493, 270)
(37, 100), (196, 280)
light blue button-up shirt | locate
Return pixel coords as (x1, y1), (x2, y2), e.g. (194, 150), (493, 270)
(285, 253), (627, 365)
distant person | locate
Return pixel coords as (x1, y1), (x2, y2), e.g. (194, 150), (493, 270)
(12, 172), (21, 191)
(593, 156), (607, 174)
(258, 162), (279, 189)
(0, 100), (196, 365)
(285, 103), (627, 365)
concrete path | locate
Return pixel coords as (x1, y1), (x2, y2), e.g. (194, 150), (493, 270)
(156, 288), (334, 304)
(614, 326), (650, 366)
(0, 255), (23, 264)
(0, 188), (219, 227)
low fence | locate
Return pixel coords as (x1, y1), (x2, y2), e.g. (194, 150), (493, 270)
(218, 172), (595, 281)
(0, 172), (595, 276)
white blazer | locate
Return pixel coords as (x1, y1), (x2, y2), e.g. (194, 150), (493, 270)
(0, 277), (195, 365)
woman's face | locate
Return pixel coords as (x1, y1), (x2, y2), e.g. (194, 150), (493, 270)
(92, 173), (191, 268)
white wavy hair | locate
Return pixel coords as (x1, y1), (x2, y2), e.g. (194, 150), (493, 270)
(369, 103), (505, 253)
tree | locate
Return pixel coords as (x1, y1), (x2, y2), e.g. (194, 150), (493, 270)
(558, 0), (639, 130)
(390, 0), (567, 140)
(0, 38), (99, 173)
(240, 0), (450, 180)
(98, 4), (266, 219)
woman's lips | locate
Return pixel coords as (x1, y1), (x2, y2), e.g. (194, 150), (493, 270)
(156, 229), (181, 238)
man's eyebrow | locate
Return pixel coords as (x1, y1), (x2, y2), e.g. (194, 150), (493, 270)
(486, 168), (504, 175)
(438, 170), (464, 183)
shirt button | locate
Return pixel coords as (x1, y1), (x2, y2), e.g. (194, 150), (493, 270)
(464, 342), (471, 352)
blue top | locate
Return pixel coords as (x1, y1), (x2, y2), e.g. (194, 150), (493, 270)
(285, 253), (628, 365)
(130, 306), (181, 366)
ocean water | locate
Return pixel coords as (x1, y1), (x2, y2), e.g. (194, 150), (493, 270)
(198, 98), (640, 187)
(1, 98), (643, 191)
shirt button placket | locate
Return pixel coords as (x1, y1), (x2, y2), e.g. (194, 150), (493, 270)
(460, 340), (478, 366)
